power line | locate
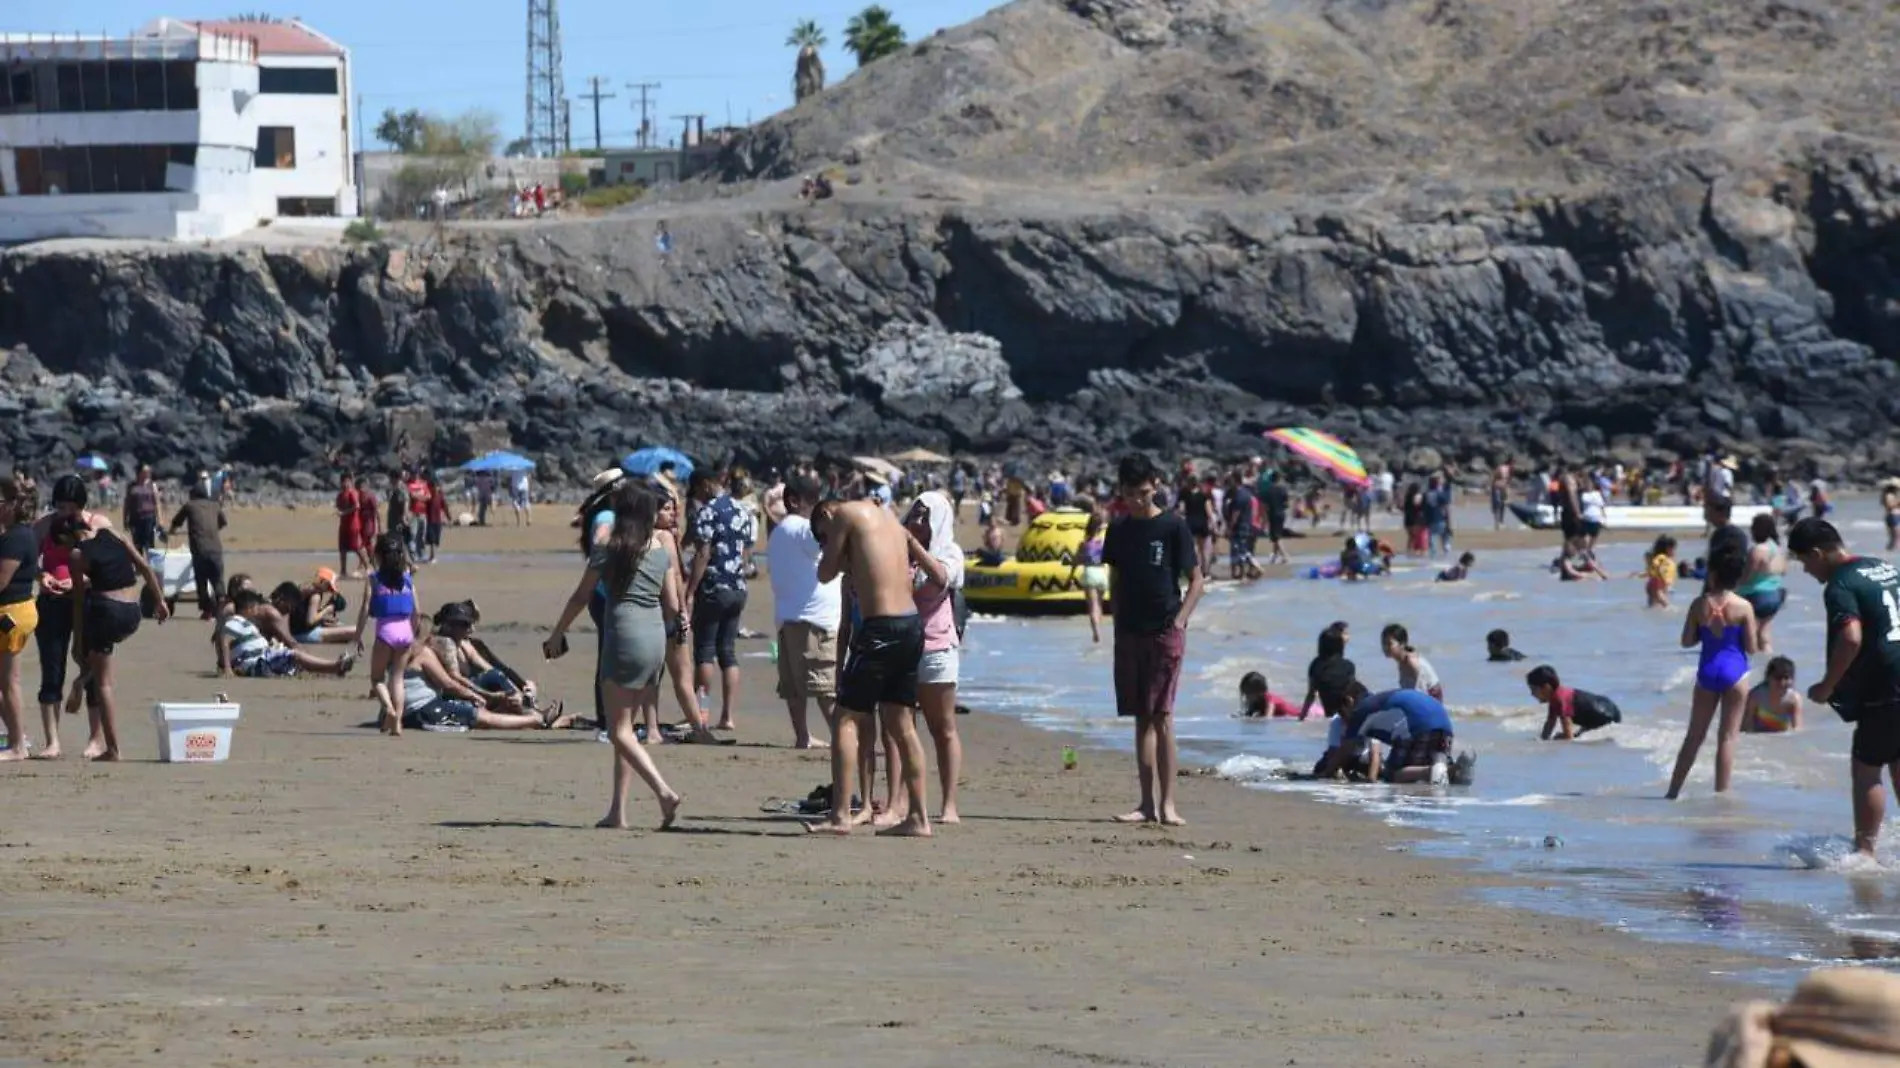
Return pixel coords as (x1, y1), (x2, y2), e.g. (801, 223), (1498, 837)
(626, 81), (660, 149)
(578, 75), (615, 152)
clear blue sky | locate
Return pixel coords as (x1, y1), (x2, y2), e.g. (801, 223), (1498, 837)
(41, 0), (1002, 150)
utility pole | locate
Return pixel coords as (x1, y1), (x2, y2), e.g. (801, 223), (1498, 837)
(626, 81), (659, 148)
(579, 76), (614, 151)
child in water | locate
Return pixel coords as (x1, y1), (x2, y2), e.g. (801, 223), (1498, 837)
(1527, 665), (1623, 740)
(1665, 539), (1758, 799)
(1643, 535), (1679, 608)
(1741, 655), (1803, 733)
(1381, 623), (1444, 701)
(1486, 628), (1525, 662)
(1299, 621), (1353, 720)
(1437, 552), (1476, 582)
(1239, 671), (1301, 718)
(1074, 498), (1108, 644)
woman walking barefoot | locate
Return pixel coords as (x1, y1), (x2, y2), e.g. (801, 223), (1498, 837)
(902, 491), (965, 824)
(56, 515), (171, 761)
(352, 534), (419, 737)
(546, 483), (682, 831)
(0, 477), (41, 759)
(653, 493), (715, 744)
(1666, 542), (1758, 799)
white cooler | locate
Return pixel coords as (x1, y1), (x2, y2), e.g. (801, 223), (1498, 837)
(151, 702), (241, 762)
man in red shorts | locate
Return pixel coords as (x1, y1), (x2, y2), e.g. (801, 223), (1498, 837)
(334, 472), (363, 579)
(1102, 453), (1205, 826)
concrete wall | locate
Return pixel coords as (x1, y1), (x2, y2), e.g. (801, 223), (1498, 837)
(0, 191), (252, 241)
(245, 54), (356, 215)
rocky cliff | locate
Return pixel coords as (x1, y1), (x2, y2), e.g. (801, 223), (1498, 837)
(3, 0), (1899, 485)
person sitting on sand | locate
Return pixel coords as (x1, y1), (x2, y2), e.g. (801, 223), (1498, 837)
(216, 591), (356, 679)
(1528, 664), (1622, 740)
(400, 640), (570, 733)
(1741, 656), (1803, 734)
(426, 601), (554, 720)
(1239, 671), (1300, 718)
(1437, 552), (1476, 582)
(272, 579), (354, 645)
(1486, 629), (1526, 662)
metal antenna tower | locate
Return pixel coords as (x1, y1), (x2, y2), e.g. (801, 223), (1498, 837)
(525, 0), (568, 157)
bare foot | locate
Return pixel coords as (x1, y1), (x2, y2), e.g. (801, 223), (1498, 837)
(872, 807), (908, 829)
(1113, 808), (1157, 824)
(848, 804), (876, 828)
(87, 748), (120, 762)
(938, 806), (961, 825)
(32, 744), (61, 760)
(803, 819), (853, 836)
(715, 721), (737, 732)
(658, 793), (682, 830)
(0, 748), (26, 762)
(1159, 808), (1187, 827)
(877, 815), (933, 838)
(82, 741), (109, 760)
(596, 813), (630, 830)
(794, 739), (830, 750)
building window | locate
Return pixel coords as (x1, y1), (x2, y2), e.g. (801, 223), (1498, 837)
(258, 67), (338, 95)
(277, 197), (337, 217)
(0, 59), (198, 113)
(9, 144), (195, 196)
(256, 126), (296, 169)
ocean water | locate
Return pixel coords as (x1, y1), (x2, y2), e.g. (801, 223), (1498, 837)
(959, 500), (1900, 983)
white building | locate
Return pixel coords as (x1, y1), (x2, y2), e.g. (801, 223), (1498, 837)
(0, 17), (357, 242)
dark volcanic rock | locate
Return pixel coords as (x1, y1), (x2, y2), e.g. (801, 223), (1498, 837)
(2, 146), (1899, 486)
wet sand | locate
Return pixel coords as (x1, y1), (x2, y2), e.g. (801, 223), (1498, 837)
(0, 507), (1751, 1065)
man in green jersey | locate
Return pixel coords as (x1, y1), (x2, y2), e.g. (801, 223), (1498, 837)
(1789, 518), (1900, 856)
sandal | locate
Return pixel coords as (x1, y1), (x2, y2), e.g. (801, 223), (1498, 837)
(538, 699), (566, 729)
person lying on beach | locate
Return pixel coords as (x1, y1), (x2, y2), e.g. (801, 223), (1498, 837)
(1486, 629), (1526, 662)
(1741, 655), (1803, 734)
(1437, 552), (1476, 582)
(1528, 664), (1623, 740)
(1238, 671), (1300, 718)
(214, 590), (356, 679)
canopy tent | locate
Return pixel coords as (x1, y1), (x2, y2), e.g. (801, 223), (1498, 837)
(460, 450), (536, 473)
(888, 447), (951, 465)
(1263, 427), (1370, 489)
(621, 446), (695, 482)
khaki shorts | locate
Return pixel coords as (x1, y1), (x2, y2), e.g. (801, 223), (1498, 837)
(777, 621), (838, 700)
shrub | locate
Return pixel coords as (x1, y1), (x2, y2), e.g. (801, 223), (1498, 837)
(578, 185), (642, 212)
(343, 218), (385, 243)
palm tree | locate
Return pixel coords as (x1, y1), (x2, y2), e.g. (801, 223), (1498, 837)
(787, 19), (828, 102)
(843, 5), (907, 67)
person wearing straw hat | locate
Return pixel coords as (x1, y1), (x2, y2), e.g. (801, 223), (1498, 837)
(1705, 967), (1900, 1068)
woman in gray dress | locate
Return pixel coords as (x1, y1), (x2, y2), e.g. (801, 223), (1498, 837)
(546, 483), (683, 830)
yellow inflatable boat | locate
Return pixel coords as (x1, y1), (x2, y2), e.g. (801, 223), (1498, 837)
(963, 509), (1102, 615)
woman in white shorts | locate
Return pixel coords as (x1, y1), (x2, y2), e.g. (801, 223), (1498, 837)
(905, 491), (966, 824)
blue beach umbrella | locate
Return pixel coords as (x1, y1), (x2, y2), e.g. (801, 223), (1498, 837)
(75, 454), (109, 472)
(461, 450), (536, 473)
(621, 446), (694, 482)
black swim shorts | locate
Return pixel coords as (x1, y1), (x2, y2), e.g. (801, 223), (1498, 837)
(1570, 692), (1623, 734)
(83, 597), (143, 656)
(837, 614), (924, 715)
(1849, 676), (1900, 766)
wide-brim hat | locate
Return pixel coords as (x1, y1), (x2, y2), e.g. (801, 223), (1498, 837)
(1719, 456), (1739, 470)
(432, 601), (475, 627)
(1705, 968), (1900, 1068)
(591, 467), (627, 490)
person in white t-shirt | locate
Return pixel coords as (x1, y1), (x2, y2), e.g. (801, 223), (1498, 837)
(509, 469), (532, 525)
(767, 475), (842, 749)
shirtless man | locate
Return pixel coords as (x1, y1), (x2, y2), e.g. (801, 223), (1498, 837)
(804, 498), (932, 837)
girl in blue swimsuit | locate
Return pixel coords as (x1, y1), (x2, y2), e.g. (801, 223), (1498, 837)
(1666, 542), (1759, 799)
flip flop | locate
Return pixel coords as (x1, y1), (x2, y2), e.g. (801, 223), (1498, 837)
(538, 699), (566, 729)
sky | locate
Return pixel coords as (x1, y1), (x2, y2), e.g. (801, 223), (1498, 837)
(43, 0), (1003, 150)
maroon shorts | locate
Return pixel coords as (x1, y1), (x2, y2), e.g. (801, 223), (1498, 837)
(1114, 627), (1186, 719)
(338, 527), (363, 553)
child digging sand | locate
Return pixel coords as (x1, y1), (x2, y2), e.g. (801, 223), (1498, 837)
(354, 532), (420, 737)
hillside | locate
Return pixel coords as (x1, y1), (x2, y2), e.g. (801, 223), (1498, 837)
(722, 0), (1897, 204)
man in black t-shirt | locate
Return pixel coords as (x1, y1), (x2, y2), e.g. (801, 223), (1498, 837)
(1790, 518), (1900, 857)
(1101, 453), (1204, 826)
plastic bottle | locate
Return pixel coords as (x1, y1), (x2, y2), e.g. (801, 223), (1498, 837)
(1061, 746), (1078, 771)
(768, 640), (779, 664)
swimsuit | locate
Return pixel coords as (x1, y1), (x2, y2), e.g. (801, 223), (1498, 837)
(369, 572), (416, 648)
(1695, 600), (1749, 692)
(837, 614), (923, 715)
(1737, 546), (1786, 621)
(1744, 685), (1795, 733)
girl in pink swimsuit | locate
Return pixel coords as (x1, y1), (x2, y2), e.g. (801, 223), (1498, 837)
(353, 533), (419, 736)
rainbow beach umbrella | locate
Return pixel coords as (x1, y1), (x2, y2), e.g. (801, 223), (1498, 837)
(1263, 427), (1370, 488)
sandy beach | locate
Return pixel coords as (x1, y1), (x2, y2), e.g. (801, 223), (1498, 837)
(0, 507), (1753, 1066)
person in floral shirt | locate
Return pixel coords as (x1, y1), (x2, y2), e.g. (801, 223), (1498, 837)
(687, 470), (756, 731)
